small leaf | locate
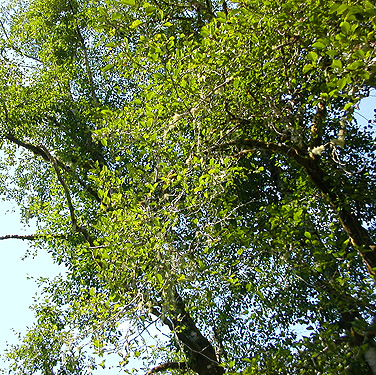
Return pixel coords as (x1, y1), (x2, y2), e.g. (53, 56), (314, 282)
(102, 63), (114, 72)
(237, 248), (244, 256)
(340, 21), (351, 34)
(130, 19), (143, 28)
(308, 51), (318, 62)
(326, 49), (337, 57)
(144, 6), (155, 13)
(331, 59), (343, 69)
(304, 231), (311, 240)
(228, 360), (236, 368)
(331, 3), (348, 15)
(343, 102), (354, 110)
(337, 77), (348, 90)
(303, 64), (313, 73)
(111, 12), (122, 20)
(122, 0), (136, 5)
(346, 61), (363, 70)
(156, 273), (163, 284)
(312, 41), (326, 49)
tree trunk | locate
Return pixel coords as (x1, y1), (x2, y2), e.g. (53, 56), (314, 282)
(365, 345), (376, 375)
(153, 289), (224, 375)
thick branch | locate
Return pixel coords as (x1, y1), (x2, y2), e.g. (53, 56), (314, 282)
(6, 134), (50, 162)
(146, 361), (188, 374)
(212, 138), (309, 166)
(215, 137), (376, 278)
(5, 133), (100, 202)
(152, 289), (224, 375)
(301, 157), (376, 278)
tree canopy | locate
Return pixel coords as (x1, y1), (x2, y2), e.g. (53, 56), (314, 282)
(0, 0), (376, 374)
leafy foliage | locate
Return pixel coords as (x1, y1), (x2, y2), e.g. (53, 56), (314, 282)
(0, 0), (376, 374)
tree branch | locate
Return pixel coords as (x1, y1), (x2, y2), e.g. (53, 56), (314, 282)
(0, 234), (65, 241)
(68, 0), (99, 105)
(39, 145), (94, 246)
(213, 136), (376, 278)
(211, 137), (309, 166)
(5, 133), (100, 202)
(146, 361), (188, 374)
(152, 289), (224, 375)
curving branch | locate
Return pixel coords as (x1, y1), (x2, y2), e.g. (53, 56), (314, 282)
(146, 361), (188, 374)
(5, 133), (100, 202)
(39, 145), (94, 246)
(213, 136), (376, 278)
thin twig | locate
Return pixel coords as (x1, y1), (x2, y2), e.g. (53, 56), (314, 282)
(0, 234), (65, 241)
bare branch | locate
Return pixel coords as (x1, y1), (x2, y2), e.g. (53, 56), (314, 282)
(0, 234), (65, 241)
(146, 361), (188, 374)
(210, 137), (309, 166)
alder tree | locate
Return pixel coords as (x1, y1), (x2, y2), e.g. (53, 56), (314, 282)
(0, 0), (376, 374)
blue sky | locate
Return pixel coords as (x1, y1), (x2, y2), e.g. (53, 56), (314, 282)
(0, 94), (374, 373)
(0, 205), (63, 370)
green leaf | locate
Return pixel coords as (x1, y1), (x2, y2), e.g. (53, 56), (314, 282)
(122, 0), (136, 5)
(340, 21), (351, 34)
(130, 19), (143, 28)
(303, 63), (313, 73)
(111, 12), (122, 20)
(346, 61), (363, 70)
(304, 231), (311, 240)
(312, 41), (326, 49)
(102, 64), (114, 72)
(308, 51), (318, 62)
(331, 59), (343, 69)
(331, 3), (348, 15)
(145, 6), (155, 13)
(337, 77), (349, 90)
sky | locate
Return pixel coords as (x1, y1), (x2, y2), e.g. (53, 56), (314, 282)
(0, 94), (374, 373)
(0, 204), (64, 370)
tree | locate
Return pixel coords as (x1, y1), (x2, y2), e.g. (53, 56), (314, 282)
(0, 0), (376, 374)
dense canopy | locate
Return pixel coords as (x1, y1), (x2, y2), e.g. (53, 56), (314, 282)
(0, 0), (376, 374)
